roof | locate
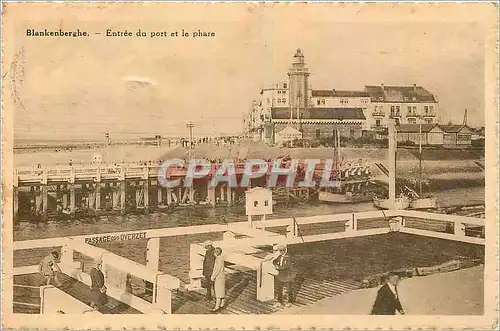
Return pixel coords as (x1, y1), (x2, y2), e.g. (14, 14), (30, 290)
(311, 89), (370, 98)
(364, 85), (437, 103)
(396, 124), (440, 133)
(277, 126), (302, 135)
(271, 107), (366, 120)
(441, 124), (471, 133)
(245, 187), (272, 194)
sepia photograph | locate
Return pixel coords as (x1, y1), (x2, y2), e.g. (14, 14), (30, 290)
(2, 2), (498, 330)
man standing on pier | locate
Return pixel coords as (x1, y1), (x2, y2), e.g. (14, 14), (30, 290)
(273, 244), (295, 307)
(202, 240), (216, 301)
(89, 260), (108, 312)
(39, 251), (63, 287)
(371, 272), (405, 315)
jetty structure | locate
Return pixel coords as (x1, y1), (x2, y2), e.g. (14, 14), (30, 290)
(13, 149), (374, 222)
(12, 120), (485, 315)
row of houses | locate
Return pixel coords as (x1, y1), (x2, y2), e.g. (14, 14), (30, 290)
(396, 123), (484, 147)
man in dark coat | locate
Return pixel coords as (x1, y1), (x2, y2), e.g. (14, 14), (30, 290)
(371, 272), (405, 315)
(273, 244), (295, 307)
(89, 260), (108, 312)
(202, 240), (216, 301)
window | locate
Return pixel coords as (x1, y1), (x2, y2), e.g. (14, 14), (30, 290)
(317, 99), (321, 105)
(429, 106), (434, 112)
(277, 90), (281, 95)
(361, 99), (368, 104)
(424, 106), (429, 114)
(390, 106), (395, 112)
(404, 97), (409, 102)
(340, 98), (348, 104)
(408, 118), (416, 124)
(282, 98), (286, 103)
(321, 99), (325, 105)
(395, 118), (400, 125)
(315, 129), (321, 138)
(283, 83), (287, 89)
(425, 118), (433, 124)
(407, 106), (412, 112)
(395, 106), (400, 115)
(264, 200), (269, 207)
(253, 201), (259, 207)
(277, 98), (281, 104)
(412, 106), (417, 112)
(375, 119), (381, 127)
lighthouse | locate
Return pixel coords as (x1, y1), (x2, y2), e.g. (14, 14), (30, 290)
(287, 48), (310, 119)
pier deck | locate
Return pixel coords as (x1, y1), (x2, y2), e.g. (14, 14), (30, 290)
(14, 231), (484, 314)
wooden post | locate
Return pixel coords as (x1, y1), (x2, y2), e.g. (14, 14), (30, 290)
(454, 222), (466, 237)
(189, 187), (195, 204)
(136, 184), (142, 208)
(62, 191), (68, 209)
(144, 180), (149, 212)
(35, 186), (42, 213)
(157, 186), (163, 207)
(166, 187), (172, 205)
(69, 184), (76, 213)
(120, 181), (126, 213)
(112, 185), (119, 210)
(257, 263), (275, 301)
(146, 238), (160, 271)
(208, 186), (216, 207)
(226, 185), (232, 205)
(95, 183), (101, 211)
(13, 186), (18, 220)
(88, 185), (95, 210)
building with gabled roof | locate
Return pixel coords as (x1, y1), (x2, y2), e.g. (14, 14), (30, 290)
(396, 123), (444, 145)
(441, 124), (472, 146)
(243, 49), (440, 142)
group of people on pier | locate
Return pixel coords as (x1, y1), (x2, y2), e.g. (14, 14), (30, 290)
(202, 241), (296, 312)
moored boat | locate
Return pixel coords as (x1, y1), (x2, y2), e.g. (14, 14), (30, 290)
(373, 195), (411, 210)
(319, 191), (376, 204)
(410, 197), (437, 209)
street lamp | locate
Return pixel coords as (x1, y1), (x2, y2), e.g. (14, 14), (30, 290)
(186, 121), (195, 159)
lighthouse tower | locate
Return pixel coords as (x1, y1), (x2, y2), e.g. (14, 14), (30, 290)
(287, 49), (310, 119)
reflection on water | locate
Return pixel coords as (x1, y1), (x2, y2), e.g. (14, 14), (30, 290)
(13, 186), (484, 242)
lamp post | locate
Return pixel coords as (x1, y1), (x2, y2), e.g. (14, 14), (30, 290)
(186, 121), (195, 159)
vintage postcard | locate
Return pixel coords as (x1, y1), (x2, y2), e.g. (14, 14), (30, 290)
(2, 2), (498, 330)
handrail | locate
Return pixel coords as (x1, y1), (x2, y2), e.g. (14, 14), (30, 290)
(292, 216), (305, 244)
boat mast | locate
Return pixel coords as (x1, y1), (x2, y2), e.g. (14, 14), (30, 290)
(419, 116), (422, 196)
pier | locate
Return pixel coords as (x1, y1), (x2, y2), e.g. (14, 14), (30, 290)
(13, 161), (372, 221)
(13, 208), (485, 314)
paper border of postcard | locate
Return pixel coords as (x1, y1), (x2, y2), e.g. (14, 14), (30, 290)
(2, 2), (498, 330)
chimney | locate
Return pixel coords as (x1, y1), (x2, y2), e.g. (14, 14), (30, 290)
(413, 83), (417, 92)
(381, 83), (387, 99)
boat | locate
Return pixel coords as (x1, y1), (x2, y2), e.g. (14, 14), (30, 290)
(410, 196), (437, 209)
(373, 195), (411, 210)
(319, 191), (376, 204)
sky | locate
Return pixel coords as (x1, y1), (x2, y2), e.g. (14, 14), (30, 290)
(7, 4), (486, 141)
